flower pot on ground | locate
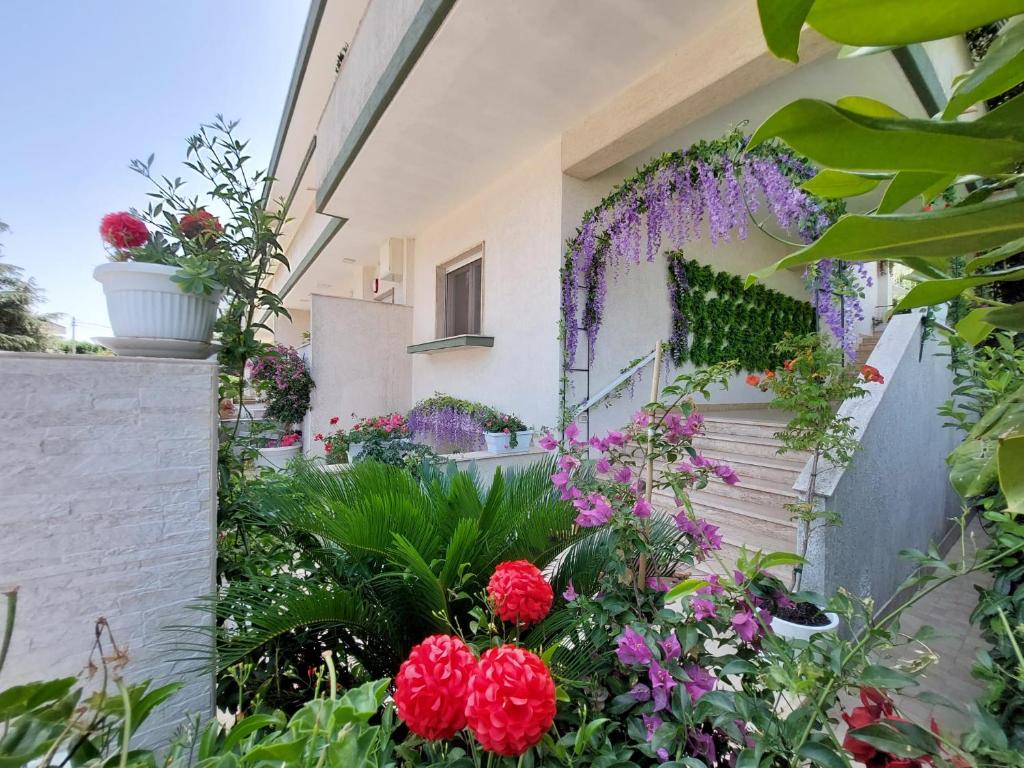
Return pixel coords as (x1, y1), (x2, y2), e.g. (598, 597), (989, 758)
(771, 608), (840, 641)
(255, 433), (302, 471)
(480, 412), (528, 453)
(93, 262), (221, 342)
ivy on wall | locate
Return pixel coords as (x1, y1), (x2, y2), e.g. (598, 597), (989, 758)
(666, 251), (815, 372)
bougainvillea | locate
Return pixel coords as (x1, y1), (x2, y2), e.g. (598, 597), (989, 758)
(100, 212), (149, 250)
(560, 129), (844, 370)
(486, 560), (554, 627)
(394, 635), (478, 741)
(665, 253), (816, 371)
(465, 646), (557, 756)
(248, 345), (314, 427)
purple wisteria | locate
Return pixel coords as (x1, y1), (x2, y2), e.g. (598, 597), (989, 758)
(407, 397), (491, 452)
(562, 131), (835, 368)
(806, 259), (872, 360)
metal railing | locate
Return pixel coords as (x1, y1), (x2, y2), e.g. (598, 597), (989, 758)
(571, 348), (658, 420)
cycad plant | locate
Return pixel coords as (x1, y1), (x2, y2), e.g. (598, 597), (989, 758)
(203, 459), (613, 707)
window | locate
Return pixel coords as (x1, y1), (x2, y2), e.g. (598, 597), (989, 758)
(437, 244), (483, 337)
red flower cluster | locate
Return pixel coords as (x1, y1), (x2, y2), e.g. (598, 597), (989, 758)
(861, 364), (885, 384)
(486, 560), (553, 627)
(100, 212), (148, 249)
(843, 688), (927, 767)
(180, 209), (222, 238)
(745, 373), (761, 387)
(465, 646), (557, 756)
(394, 635), (478, 740)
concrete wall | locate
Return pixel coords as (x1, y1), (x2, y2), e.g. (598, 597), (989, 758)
(799, 311), (961, 606)
(273, 308), (311, 349)
(409, 140), (564, 429)
(566, 50), (926, 437)
(309, 294), (413, 450)
(0, 353), (217, 748)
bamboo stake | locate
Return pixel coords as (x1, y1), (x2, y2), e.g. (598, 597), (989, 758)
(638, 342), (664, 589)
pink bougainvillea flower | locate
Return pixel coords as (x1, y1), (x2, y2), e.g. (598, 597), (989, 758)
(633, 497), (653, 518)
(594, 456), (612, 474)
(589, 435), (609, 451)
(691, 597), (717, 620)
(613, 466), (632, 484)
(648, 661), (677, 711)
(642, 713), (663, 741)
(550, 470), (571, 489)
(714, 462), (741, 486)
(538, 432), (558, 451)
(646, 576), (671, 592)
(615, 626), (653, 667)
(605, 430), (626, 447)
(574, 493), (613, 527)
(731, 610), (759, 644)
(562, 580), (578, 602)
(682, 663), (716, 702)
(634, 410), (653, 428)
(658, 631), (681, 660)
(629, 683), (651, 702)
(697, 575), (725, 596)
(100, 212), (149, 249)
(558, 454), (580, 472)
(564, 422), (581, 442)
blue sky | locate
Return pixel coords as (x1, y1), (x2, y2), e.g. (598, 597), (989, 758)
(0, 1), (308, 339)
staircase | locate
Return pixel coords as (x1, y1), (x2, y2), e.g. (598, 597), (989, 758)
(649, 408), (809, 576)
(854, 325), (885, 367)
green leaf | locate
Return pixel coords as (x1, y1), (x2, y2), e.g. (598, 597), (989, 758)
(805, 0), (1024, 47)
(749, 99), (1024, 175)
(848, 724), (928, 759)
(798, 741), (852, 768)
(876, 172), (955, 215)
(665, 577), (709, 601)
(945, 20), (1024, 118)
(835, 96), (907, 119)
(747, 197), (1024, 285)
(956, 308), (997, 346)
(985, 302), (1024, 331)
(859, 664), (919, 689)
(759, 551), (807, 569)
(895, 265), (1024, 311)
(757, 0), (814, 62)
(966, 237), (1024, 274)
(998, 432), (1024, 514)
(801, 169), (882, 198)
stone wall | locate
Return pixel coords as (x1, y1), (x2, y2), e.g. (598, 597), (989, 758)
(0, 352), (217, 747)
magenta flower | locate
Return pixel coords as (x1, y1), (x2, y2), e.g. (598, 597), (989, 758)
(633, 497), (653, 518)
(595, 456), (612, 474)
(697, 575), (725, 596)
(606, 430), (626, 447)
(564, 422), (581, 443)
(731, 609), (759, 644)
(634, 410), (652, 428)
(642, 713), (663, 741)
(675, 516), (723, 554)
(562, 581), (578, 602)
(550, 470), (571, 489)
(558, 454), (580, 472)
(774, 589), (796, 610)
(658, 631), (681, 661)
(682, 663), (716, 702)
(613, 466), (632, 484)
(538, 432), (558, 451)
(691, 598), (717, 621)
(574, 493), (613, 528)
(646, 576), (671, 592)
(714, 462), (740, 485)
(629, 683), (651, 702)
(615, 626), (653, 667)
(648, 661), (677, 711)
(589, 435), (609, 451)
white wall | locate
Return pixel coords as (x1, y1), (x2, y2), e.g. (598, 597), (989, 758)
(273, 308), (311, 348)
(309, 295), (413, 451)
(563, 51), (926, 436)
(0, 353), (216, 748)
(409, 140), (564, 429)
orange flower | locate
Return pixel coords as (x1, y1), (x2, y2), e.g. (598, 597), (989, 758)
(764, 370), (776, 380)
(783, 359), (795, 372)
(745, 374), (760, 386)
(861, 364), (884, 384)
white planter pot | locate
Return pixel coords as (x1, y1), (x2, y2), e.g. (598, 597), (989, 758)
(772, 611), (839, 641)
(513, 430), (534, 452)
(484, 431), (511, 453)
(255, 444), (302, 471)
(94, 262), (221, 342)
(348, 442), (365, 461)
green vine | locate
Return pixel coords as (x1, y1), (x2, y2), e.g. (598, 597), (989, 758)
(666, 251), (815, 372)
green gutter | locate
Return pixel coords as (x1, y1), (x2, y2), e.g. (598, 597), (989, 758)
(263, 0), (328, 204)
(315, 0), (456, 212)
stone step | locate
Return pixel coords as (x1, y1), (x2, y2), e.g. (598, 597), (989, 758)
(686, 488), (798, 529)
(701, 417), (786, 439)
(693, 448), (806, 485)
(693, 433), (791, 459)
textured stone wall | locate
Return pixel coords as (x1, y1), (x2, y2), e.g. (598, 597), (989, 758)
(0, 352), (217, 747)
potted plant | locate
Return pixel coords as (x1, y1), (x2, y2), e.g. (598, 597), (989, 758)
(255, 432), (302, 470)
(407, 393), (494, 453)
(480, 412), (529, 453)
(248, 345), (314, 439)
(744, 569), (839, 641)
(314, 417), (349, 465)
(93, 210), (225, 353)
(346, 413), (410, 461)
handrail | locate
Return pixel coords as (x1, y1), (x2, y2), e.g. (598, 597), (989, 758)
(572, 349), (657, 418)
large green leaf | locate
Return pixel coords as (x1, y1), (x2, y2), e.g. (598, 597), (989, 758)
(985, 302), (1024, 331)
(876, 172), (955, 214)
(801, 169), (882, 198)
(956, 307), (998, 346)
(948, 384), (1024, 497)
(894, 265), (1024, 311)
(757, 0), (814, 63)
(944, 20), (1024, 119)
(966, 237), (1024, 274)
(748, 100), (1024, 175)
(747, 197), (1024, 284)
(805, 0), (1024, 47)
(998, 431), (1024, 514)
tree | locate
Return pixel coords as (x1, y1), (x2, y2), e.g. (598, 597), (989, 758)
(0, 219), (51, 352)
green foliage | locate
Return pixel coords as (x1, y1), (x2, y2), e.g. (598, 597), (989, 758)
(665, 253), (815, 371)
(55, 340), (110, 355)
(354, 438), (443, 478)
(0, 219), (53, 353)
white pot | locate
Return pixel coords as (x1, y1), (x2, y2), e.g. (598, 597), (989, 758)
(513, 430), (534, 452)
(484, 431), (511, 453)
(255, 444), (302, 470)
(771, 611), (840, 641)
(348, 442), (364, 461)
(94, 262), (221, 342)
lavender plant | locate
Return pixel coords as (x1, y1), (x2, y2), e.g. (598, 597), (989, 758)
(407, 393), (498, 453)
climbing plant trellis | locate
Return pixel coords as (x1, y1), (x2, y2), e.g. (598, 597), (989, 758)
(559, 129), (865, 421)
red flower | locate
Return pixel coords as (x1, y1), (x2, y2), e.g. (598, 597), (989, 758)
(861, 364), (885, 384)
(394, 635), (478, 741)
(487, 561), (553, 627)
(745, 374), (760, 386)
(465, 646), (556, 756)
(330, 416), (339, 426)
(100, 212), (149, 249)
(179, 209), (222, 238)
(764, 370), (776, 380)
(783, 359), (795, 372)
(323, 442), (332, 453)
(314, 433), (323, 441)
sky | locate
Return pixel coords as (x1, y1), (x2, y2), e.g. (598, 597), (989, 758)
(0, 1), (309, 339)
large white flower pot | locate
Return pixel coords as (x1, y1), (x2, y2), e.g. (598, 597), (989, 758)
(255, 444), (301, 471)
(772, 611), (839, 642)
(94, 262), (221, 342)
(484, 431), (511, 453)
(513, 430), (534, 452)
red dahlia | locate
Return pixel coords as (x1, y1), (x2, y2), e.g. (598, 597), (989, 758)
(486, 560), (553, 627)
(394, 634), (478, 741)
(465, 645), (556, 756)
(100, 212), (149, 249)
(180, 209), (222, 238)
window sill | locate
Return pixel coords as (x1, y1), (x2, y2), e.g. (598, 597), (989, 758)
(407, 334), (494, 354)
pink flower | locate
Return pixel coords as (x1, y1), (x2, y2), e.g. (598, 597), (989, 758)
(613, 466), (632, 484)
(691, 598), (717, 620)
(574, 493), (613, 527)
(697, 575), (725, 596)
(658, 631), (681, 660)
(558, 454), (580, 472)
(562, 581), (578, 602)
(731, 610), (759, 644)
(329, 416), (339, 426)
(605, 430), (626, 447)
(538, 432), (558, 451)
(682, 663), (716, 702)
(595, 456), (612, 474)
(615, 626), (652, 666)
(589, 435), (609, 451)
(550, 470), (571, 489)
(564, 423), (580, 442)
(646, 577), (671, 592)
(632, 498), (653, 518)
(634, 410), (652, 428)
(648, 661), (676, 711)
